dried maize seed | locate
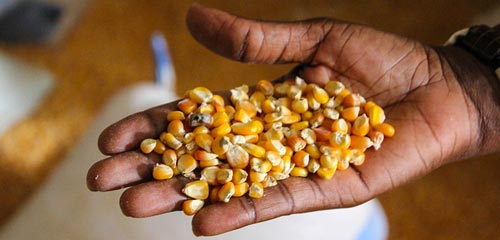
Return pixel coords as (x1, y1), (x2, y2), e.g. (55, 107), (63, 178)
(140, 138), (157, 154)
(325, 80), (345, 96)
(341, 106), (360, 122)
(189, 86), (213, 104)
(350, 149), (366, 166)
(292, 150), (310, 167)
(329, 131), (351, 149)
(324, 97), (336, 108)
(234, 109), (252, 123)
(249, 182), (264, 198)
(263, 128), (284, 141)
(309, 112), (325, 128)
(352, 114), (370, 136)
(182, 180), (209, 200)
(266, 150), (282, 167)
(307, 158), (320, 173)
(281, 112), (301, 124)
(152, 164), (174, 180)
(231, 120), (264, 135)
(305, 144), (321, 159)
(224, 105), (236, 120)
(182, 199), (204, 216)
(262, 175), (278, 188)
(235, 100), (257, 118)
(189, 113), (213, 128)
(342, 93), (362, 107)
(250, 91), (266, 112)
(182, 132), (195, 144)
(264, 139), (287, 156)
(167, 111), (185, 121)
(229, 135), (246, 145)
(194, 133), (213, 152)
(331, 118), (349, 134)
(285, 135), (306, 152)
(350, 136), (374, 150)
(287, 85), (302, 99)
(264, 112), (283, 123)
(374, 123), (395, 137)
(216, 168), (233, 184)
(153, 139), (166, 154)
(268, 170), (288, 181)
(212, 111), (229, 128)
(164, 133), (183, 150)
(192, 126), (209, 135)
(363, 101), (376, 113)
(320, 154), (338, 169)
(233, 182), (250, 197)
(249, 170), (267, 183)
(254, 158), (273, 173)
(177, 98), (197, 114)
(232, 168), (248, 184)
(230, 85), (249, 105)
(209, 186), (220, 203)
(256, 80), (274, 96)
(244, 134), (259, 144)
(167, 119), (186, 137)
(177, 154), (198, 174)
(337, 157), (350, 171)
(290, 167), (308, 177)
(367, 104), (386, 126)
(323, 108), (340, 120)
(369, 130), (385, 150)
(212, 136), (231, 156)
(200, 166), (220, 185)
(162, 149), (177, 167)
(262, 99), (276, 113)
(301, 111), (313, 121)
(337, 88), (351, 99)
(312, 85), (329, 104)
(211, 122), (232, 138)
(199, 158), (220, 168)
(313, 127), (332, 142)
(307, 93), (321, 110)
(242, 143), (266, 158)
(317, 167), (336, 179)
(226, 145), (250, 168)
(210, 94), (225, 111)
(274, 82), (290, 97)
(284, 146), (294, 157)
(185, 141), (198, 153)
(282, 127), (300, 139)
(319, 145), (341, 156)
(300, 128), (316, 145)
(194, 149), (217, 161)
(196, 102), (215, 115)
(291, 98), (309, 113)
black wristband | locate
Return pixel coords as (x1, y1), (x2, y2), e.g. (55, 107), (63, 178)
(455, 24), (500, 70)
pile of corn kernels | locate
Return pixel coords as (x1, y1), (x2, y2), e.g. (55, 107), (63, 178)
(139, 77), (394, 215)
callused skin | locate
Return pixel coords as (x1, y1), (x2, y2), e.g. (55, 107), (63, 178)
(87, 4), (500, 237)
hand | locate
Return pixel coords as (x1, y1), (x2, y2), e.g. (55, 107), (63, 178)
(87, 4), (497, 236)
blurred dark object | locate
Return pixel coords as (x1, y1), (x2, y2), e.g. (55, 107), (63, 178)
(0, 0), (62, 43)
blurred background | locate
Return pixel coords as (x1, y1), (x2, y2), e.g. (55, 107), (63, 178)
(0, 0), (498, 239)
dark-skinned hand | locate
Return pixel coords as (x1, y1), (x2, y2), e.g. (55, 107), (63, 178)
(87, 4), (500, 236)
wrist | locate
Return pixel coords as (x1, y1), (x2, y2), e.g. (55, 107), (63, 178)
(435, 45), (500, 156)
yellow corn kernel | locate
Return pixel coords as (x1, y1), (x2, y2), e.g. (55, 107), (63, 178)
(337, 157), (350, 171)
(266, 150), (282, 167)
(367, 104), (386, 126)
(244, 134), (259, 144)
(167, 119), (186, 137)
(256, 80), (274, 96)
(307, 158), (320, 173)
(312, 127), (332, 142)
(281, 113), (300, 124)
(232, 168), (248, 184)
(177, 154), (198, 174)
(341, 106), (360, 122)
(209, 186), (220, 203)
(374, 123), (395, 137)
(261, 175), (277, 188)
(189, 86), (213, 104)
(273, 82), (289, 97)
(350, 136), (374, 150)
(196, 103), (215, 115)
(178, 98), (197, 114)
(250, 91), (266, 110)
(152, 164), (174, 180)
(182, 180), (209, 200)
(299, 128), (315, 145)
(226, 145), (250, 168)
(234, 109), (252, 123)
(217, 182), (236, 202)
(182, 132), (194, 144)
(263, 112), (283, 123)
(311, 85), (329, 104)
(350, 148), (366, 166)
(242, 143), (266, 158)
(307, 92), (321, 110)
(249, 170), (267, 183)
(194, 149), (217, 161)
(282, 155), (293, 174)
(162, 149), (177, 167)
(199, 158), (220, 168)
(264, 139), (287, 156)
(369, 130), (385, 150)
(263, 128), (284, 141)
(212, 136), (231, 156)
(287, 84), (302, 100)
(284, 146), (294, 157)
(261, 99), (276, 114)
(363, 100), (376, 114)
(324, 80), (345, 96)
(248, 182), (264, 198)
(301, 111), (313, 121)
(211, 122), (232, 138)
(323, 107), (340, 120)
(224, 105), (236, 120)
(191, 126), (207, 135)
(230, 85), (249, 105)
(140, 138), (156, 154)
(290, 121), (309, 131)
(233, 182), (250, 197)
(161, 133), (183, 150)
(352, 114), (370, 136)
(216, 168), (233, 184)
(305, 144), (321, 159)
(167, 111), (185, 121)
(309, 112), (325, 128)
(320, 154), (338, 169)
(152, 139), (166, 154)
(342, 93), (362, 107)
(235, 100), (257, 118)
(291, 98), (309, 113)
(231, 120), (264, 135)
(200, 166), (219, 185)
(329, 131), (351, 149)
(290, 167), (308, 177)
(182, 199), (204, 216)
(286, 135), (307, 152)
(317, 167), (336, 180)
(331, 118), (349, 134)
(210, 94), (226, 112)
(292, 150), (310, 167)
(250, 158), (273, 173)
(209, 112), (227, 129)
(194, 133), (213, 152)
(267, 171), (287, 181)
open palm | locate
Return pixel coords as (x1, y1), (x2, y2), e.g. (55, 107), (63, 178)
(87, 5), (480, 236)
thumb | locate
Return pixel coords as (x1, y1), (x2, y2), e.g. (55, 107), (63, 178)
(186, 4), (339, 64)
